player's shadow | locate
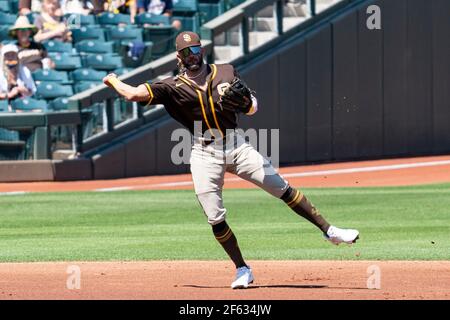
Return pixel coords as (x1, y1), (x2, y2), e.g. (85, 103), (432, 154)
(182, 284), (328, 289)
(182, 284), (369, 290)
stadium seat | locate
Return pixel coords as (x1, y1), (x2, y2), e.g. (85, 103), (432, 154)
(97, 12), (130, 26)
(75, 40), (116, 54)
(198, 1), (225, 24)
(0, 99), (9, 112)
(107, 26), (143, 43)
(0, 12), (17, 25)
(172, 0), (200, 33)
(71, 68), (107, 82)
(0, 127), (20, 141)
(175, 15), (201, 33)
(35, 82), (74, 99)
(173, 0), (198, 14)
(135, 13), (170, 26)
(43, 40), (74, 53)
(225, 0), (245, 10)
(48, 97), (71, 111)
(32, 69), (70, 84)
(83, 53), (124, 71)
(72, 27), (106, 43)
(113, 67), (133, 76)
(0, 127), (24, 160)
(65, 13), (97, 26)
(11, 97), (48, 112)
(52, 53), (82, 71)
(143, 26), (176, 58)
(0, 1), (10, 13)
(0, 25), (10, 42)
(74, 81), (102, 93)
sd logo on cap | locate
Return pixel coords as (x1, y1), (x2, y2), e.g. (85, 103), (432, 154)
(176, 31), (202, 51)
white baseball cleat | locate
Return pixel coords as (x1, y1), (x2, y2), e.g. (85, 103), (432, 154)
(231, 266), (254, 289)
(324, 225), (360, 245)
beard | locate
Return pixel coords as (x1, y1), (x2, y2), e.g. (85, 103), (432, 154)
(183, 54), (204, 71)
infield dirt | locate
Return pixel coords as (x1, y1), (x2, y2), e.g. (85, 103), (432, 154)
(0, 260), (449, 300)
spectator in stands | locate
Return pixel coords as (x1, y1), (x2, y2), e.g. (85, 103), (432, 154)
(104, 0), (138, 23)
(135, 0), (182, 30)
(0, 44), (36, 101)
(34, 0), (72, 43)
(61, 0), (92, 15)
(20, 0), (95, 15)
(9, 16), (55, 72)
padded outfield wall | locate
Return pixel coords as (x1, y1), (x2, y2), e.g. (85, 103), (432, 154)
(237, 0), (450, 165)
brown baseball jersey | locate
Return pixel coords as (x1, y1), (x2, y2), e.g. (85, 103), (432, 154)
(140, 63), (246, 138)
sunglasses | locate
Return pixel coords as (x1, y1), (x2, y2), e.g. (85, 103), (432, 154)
(179, 46), (202, 58)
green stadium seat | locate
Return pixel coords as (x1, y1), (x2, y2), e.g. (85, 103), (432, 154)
(0, 12), (17, 25)
(75, 40), (116, 54)
(0, 1), (10, 13)
(114, 67), (133, 76)
(72, 27), (105, 43)
(83, 53), (124, 71)
(71, 68), (107, 82)
(43, 40), (74, 53)
(143, 25), (176, 58)
(52, 53), (82, 71)
(74, 81), (102, 93)
(97, 12), (130, 26)
(0, 127), (20, 141)
(175, 15), (201, 33)
(107, 26), (143, 43)
(32, 69), (70, 84)
(225, 0), (245, 10)
(135, 13), (170, 26)
(0, 99), (9, 112)
(172, 0), (200, 32)
(0, 25), (10, 42)
(35, 82), (74, 99)
(65, 13), (97, 26)
(173, 0), (198, 14)
(11, 97), (48, 112)
(48, 97), (71, 111)
(198, 1), (225, 24)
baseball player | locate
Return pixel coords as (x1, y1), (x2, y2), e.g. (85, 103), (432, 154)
(103, 31), (359, 289)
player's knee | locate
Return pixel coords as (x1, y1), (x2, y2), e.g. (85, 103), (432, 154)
(196, 192), (227, 226)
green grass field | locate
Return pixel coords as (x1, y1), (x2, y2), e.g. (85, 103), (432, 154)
(0, 184), (449, 262)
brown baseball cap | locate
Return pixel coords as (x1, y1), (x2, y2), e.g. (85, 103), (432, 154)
(175, 31), (202, 51)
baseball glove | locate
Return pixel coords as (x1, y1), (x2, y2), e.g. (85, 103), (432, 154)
(218, 77), (254, 113)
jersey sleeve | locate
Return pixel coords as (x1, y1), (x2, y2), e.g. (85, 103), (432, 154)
(139, 80), (172, 107)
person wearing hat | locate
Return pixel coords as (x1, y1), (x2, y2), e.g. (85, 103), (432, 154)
(9, 15), (55, 72)
(0, 44), (36, 101)
(103, 31), (360, 289)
